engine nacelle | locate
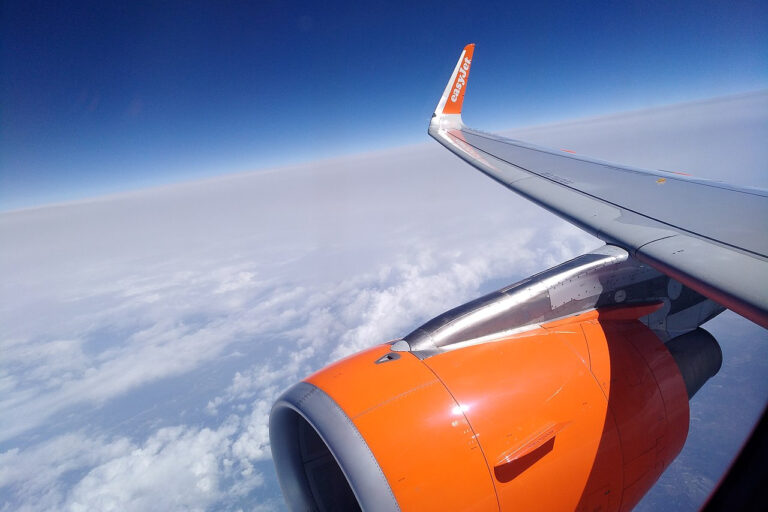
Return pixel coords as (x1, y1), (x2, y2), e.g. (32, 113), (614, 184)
(272, 306), (700, 511)
(270, 247), (723, 511)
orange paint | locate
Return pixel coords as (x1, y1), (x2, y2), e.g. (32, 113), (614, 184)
(442, 43), (475, 115)
(579, 316), (689, 511)
(305, 304), (689, 511)
(308, 344), (498, 511)
(306, 344), (436, 418)
(355, 378), (499, 511)
(425, 320), (608, 511)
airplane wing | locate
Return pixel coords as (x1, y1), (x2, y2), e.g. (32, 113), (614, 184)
(270, 45), (766, 512)
(429, 44), (768, 329)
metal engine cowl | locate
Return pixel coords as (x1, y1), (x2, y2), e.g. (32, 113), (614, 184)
(270, 305), (697, 511)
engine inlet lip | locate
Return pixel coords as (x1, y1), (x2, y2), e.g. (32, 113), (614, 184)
(269, 381), (400, 512)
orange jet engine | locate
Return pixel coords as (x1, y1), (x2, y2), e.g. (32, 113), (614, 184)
(270, 246), (723, 511)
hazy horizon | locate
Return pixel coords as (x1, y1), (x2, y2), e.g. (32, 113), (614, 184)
(3, 89), (766, 214)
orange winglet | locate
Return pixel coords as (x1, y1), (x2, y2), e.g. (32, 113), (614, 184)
(438, 43), (475, 116)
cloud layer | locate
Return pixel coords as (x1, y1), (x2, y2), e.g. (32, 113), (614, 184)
(1, 93), (766, 511)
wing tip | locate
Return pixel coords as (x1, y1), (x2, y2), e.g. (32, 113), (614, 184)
(432, 43), (476, 127)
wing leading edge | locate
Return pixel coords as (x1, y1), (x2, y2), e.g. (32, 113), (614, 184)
(429, 45), (768, 329)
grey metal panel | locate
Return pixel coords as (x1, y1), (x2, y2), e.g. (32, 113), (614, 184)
(460, 129), (768, 258)
(401, 244), (726, 356)
(637, 235), (768, 327)
(404, 246), (631, 352)
(270, 382), (400, 512)
(437, 128), (681, 249)
(428, 123), (768, 329)
(666, 328), (723, 400)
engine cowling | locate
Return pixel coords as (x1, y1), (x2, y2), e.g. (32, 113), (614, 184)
(270, 247), (724, 511)
(270, 305), (696, 511)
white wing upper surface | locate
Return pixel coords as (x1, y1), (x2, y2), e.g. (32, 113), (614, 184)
(429, 45), (768, 328)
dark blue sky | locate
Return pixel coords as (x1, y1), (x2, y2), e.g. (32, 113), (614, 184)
(2, 0), (766, 211)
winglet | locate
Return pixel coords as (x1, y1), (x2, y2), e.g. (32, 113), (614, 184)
(432, 44), (475, 129)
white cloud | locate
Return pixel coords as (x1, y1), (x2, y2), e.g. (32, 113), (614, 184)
(65, 425), (239, 512)
(1, 414), (273, 512)
(0, 94), (764, 511)
(231, 400), (273, 463)
(0, 433), (132, 511)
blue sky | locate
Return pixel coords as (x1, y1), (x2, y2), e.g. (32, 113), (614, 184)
(2, 0), (766, 211)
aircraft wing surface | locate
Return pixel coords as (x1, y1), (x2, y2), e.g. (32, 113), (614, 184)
(429, 44), (768, 328)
